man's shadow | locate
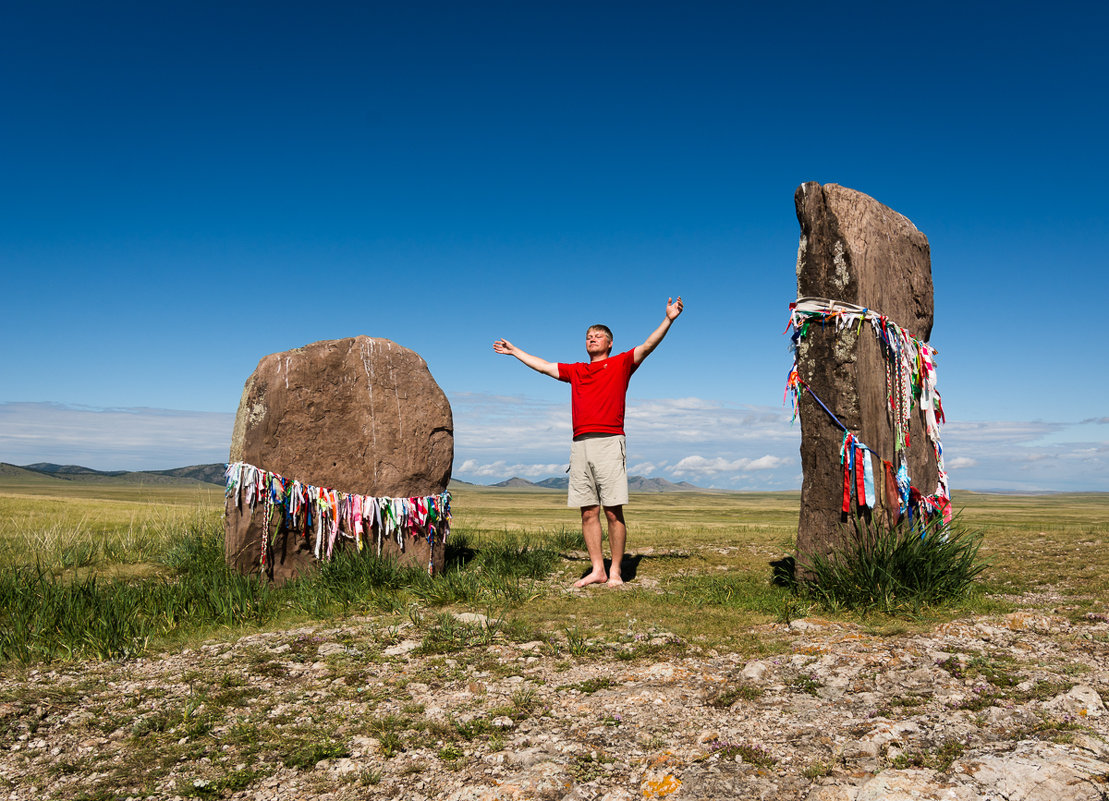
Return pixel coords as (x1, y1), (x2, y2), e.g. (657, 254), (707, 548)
(577, 554), (644, 583)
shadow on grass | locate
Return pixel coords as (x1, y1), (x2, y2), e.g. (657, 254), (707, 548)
(443, 539), (477, 570)
(570, 549), (693, 585)
(573, 554), (646, 584)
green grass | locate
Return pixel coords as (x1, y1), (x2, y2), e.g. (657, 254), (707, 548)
(797, 516), (989, 614)
(707, 740), (777, 766)
(0, 519), (573, 664)
(0, 519), (277, 663)
(888, 738), (966, 772)
(709, 684), (762, 707)
(0, 477), (1104, 800)
(558, 676), (616, 693)
(0, 495), (219, 575)
(0, 480), (1106, 665)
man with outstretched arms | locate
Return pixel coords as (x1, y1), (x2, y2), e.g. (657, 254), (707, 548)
(493, 297), (684, 587)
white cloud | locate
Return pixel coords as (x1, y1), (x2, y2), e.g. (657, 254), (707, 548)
(944, 456), (977, 469)
(746, 454), (789, 470)
(937, 420), (1108, 491)
(451, 392), (571, 456)
(453, 393), (1109, 490)
(1059, 447), (1107, 462)
(451, 392), (805, 487)
(4, 395), (1105, 491)
(670, 454), (789, 477)
(0, 402), (233, 470)
(943, 420), (1062, 445)
(626, 398), (798, 443)
(455, 459), (567, 480)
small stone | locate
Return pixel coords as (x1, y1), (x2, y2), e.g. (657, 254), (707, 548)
(317, 642), (345, 657)
(330, 758), (358, 774)
(790, 618), (831, 633)
(1044, 684), (1106, 718)
(351, 736), (379, 756)
(383, 639), (420, 656)
(598, 790), (635, 801)
(742, 660), (768, 681)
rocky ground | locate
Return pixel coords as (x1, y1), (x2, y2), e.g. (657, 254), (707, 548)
(2, 605), (1108, 801)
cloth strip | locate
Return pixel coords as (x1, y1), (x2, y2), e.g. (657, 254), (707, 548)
(225, 460), (452, 572)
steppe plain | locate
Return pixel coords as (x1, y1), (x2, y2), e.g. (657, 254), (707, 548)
(0, 468), (1107, 800)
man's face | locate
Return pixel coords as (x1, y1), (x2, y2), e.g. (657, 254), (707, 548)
(586, 329), (612, 357)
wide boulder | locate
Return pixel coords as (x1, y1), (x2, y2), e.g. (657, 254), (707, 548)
(793, 182), (938, 564)
(224, 336), (453, 582)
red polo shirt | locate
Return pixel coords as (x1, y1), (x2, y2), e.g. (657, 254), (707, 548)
(557, 349), (638, 438)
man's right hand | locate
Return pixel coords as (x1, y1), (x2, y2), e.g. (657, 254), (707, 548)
(493, 338), (559, 378)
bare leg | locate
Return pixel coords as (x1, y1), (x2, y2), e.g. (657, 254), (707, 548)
(574, 505), (609, 588)
(604, 505), (626, 586)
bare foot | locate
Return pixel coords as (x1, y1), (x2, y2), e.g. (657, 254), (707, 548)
(605, 576), (625, 588)
(573, 570), (608, 588)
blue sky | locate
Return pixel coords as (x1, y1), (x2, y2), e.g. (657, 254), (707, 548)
(2, 1), (1106, 492)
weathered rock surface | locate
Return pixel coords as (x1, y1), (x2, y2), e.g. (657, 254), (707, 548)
(4, 608), (1107, 801)
(225, 337), (453, 581)
(793, 182), (937, 562)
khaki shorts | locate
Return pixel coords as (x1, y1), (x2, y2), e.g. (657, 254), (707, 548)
(568, 434), (628, 508)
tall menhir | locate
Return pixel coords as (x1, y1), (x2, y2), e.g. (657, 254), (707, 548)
(790, 183), (947, 567)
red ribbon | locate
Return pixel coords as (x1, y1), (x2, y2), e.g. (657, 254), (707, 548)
(855, 444), (866, 508)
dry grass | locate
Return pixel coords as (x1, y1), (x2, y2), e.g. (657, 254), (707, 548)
(950, 490), (1109, 613)
(0, 478), (1105, 653)
(1, 477), (1104, 800)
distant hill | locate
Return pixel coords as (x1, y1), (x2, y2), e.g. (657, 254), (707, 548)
(21, 462), (127, 477)
(0, 463), (62, 481)
(491, 477), (550, 489)
(480, 474), (706, 492)
(149, 464), (227, 485)
(4, 463), (708, 493)
(627, 475), (702, 492)
(14, 462), (226, 487)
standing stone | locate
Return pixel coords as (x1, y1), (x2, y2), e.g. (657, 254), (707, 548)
(793, 182), (937, 564)
(225, 336), (454, 582)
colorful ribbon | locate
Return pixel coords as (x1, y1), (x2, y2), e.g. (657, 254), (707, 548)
(785, 297), (950, 527)
(225, 461), (452, 573)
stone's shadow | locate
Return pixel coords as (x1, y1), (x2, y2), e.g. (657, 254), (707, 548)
(444, 540), (477, 569)
(770, 555), (796, 587)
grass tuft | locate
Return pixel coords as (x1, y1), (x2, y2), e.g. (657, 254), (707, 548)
(0, 520), (274, 663)
(708, 740), (777, 766)
(797, 517), (988, 614)
(0, 519), (564, 665)
(710, 683), (761, 707)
